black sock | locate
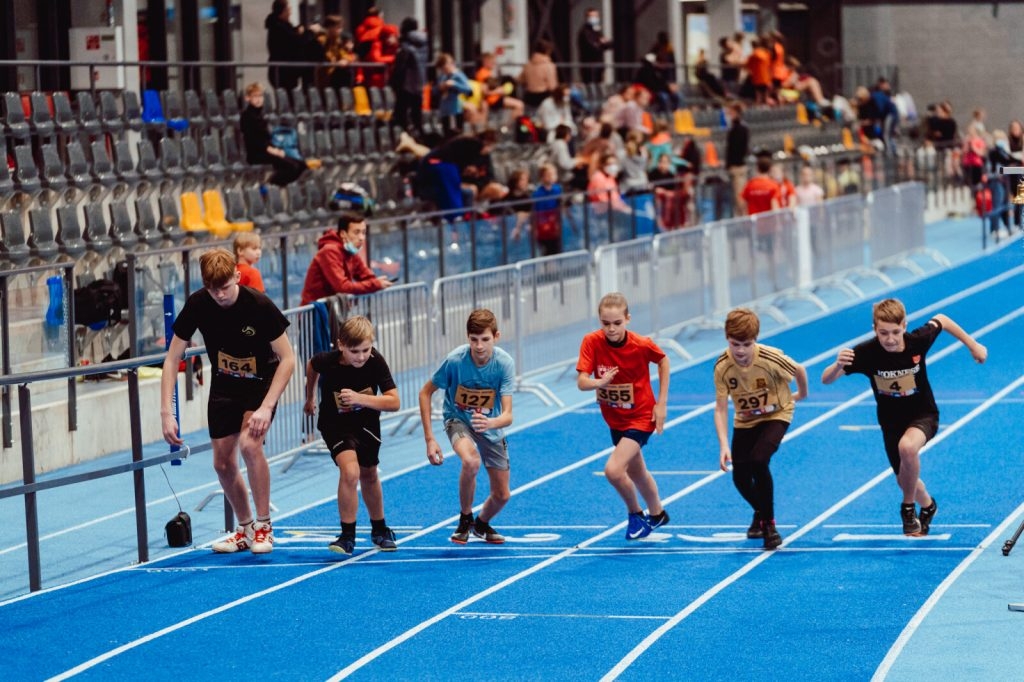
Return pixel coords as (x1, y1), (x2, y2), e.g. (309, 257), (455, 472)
(341, 521), (356, 537)
(460, 512), (474, 523)
(649, 511), (667, 524)
(370, 518), (387, 534)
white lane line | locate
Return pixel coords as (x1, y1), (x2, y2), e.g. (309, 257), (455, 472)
(602, 368), (1024, 682)
(832, 533), (953, 542)
(872, 500), (1024, 681)
(455, 611), (672, 621)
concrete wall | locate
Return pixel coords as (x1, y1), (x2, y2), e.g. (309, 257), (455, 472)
(843, 3), (1024, 134)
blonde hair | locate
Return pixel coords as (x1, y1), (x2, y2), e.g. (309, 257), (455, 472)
(337, 315), (375, 348)
(199, 248), (237, 288)
(724, 308), (760, 342)
(598, 292), (629, 316)
(873, 298), (907, 326)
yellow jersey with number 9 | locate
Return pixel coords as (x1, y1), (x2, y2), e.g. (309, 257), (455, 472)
(714, 344), (799, 427)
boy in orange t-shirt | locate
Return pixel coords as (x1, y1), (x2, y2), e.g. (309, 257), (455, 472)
(577, 292), (670, 540)
(234, 232), (265, 292)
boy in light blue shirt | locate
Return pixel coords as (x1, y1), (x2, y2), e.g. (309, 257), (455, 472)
(419, 309), (515, 544)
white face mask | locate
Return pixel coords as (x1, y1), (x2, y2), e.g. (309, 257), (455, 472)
(605, 164), (620, 176)
(343, 240), (360, 255)
(587, 16), (600, 28)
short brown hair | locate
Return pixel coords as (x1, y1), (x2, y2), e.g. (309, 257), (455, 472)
(467, 309), (499, 336)
(233, 232), (261, 254)
(337, 315), (375, 348)
(873, 298), (907, 326)
(725, 308), (760, 342)
(598, 292), (629, 316)
(199, 248), (237, 288)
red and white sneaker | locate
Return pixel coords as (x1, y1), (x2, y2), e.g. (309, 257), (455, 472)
(251, 521), (274, 554)
(212, 524), (254, 553)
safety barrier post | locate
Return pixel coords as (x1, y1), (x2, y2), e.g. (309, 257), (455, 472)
(127, 369), (149, 564)
(18, 384), (42, 592)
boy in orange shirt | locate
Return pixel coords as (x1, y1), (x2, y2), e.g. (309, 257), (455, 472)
(577, 293), (670, 540)
(234, 232), (265, 292)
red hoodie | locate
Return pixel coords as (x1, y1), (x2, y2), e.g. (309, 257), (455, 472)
(300, 230), (383, 304)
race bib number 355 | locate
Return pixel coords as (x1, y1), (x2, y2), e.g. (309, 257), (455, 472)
(217, 351), (258, 379)
(597, 383), (635, 407)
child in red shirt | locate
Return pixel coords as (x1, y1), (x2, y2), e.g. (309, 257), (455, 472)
(234, 233), (265, 292)
(577, 292), (670, 540)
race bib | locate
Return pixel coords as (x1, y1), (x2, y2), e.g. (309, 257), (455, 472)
(734, 390), (779, 420)
(333, 387), (374, 413)
(217, 351), (258, 379)
(455, 385), (496, 412)
(873, 373), (918, 397)
(596, 382), (635, 408)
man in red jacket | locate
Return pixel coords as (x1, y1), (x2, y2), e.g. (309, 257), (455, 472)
(300, 211), (392, 305)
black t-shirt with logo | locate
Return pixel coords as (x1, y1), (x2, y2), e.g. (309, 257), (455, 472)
(845, 320), (942, 425)
(310, 348), (396, 434)
(172, 285), (290, 395)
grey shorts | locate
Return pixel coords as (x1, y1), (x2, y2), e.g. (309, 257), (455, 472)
(444, 419), (510, 471)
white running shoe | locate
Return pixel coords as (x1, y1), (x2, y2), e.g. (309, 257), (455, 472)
(251, 521), (274, 554)
(212, 524), (254, 553)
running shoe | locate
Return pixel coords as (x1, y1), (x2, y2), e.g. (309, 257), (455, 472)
(329, 534), (356, 555)
(746, 511), (764, 539)
(251, 521), (274, 554)
(212, 523), (253, 553)
(625, 511), (652, 540)
(918, 498), (938, 536)
(472, 519), (506, 544)
(901, 503), (922, 536)
(371, 527), (398, 551)
(647, 510), (671, 530)
(451, 514), (474, 544)
(761, 520), (783, 550)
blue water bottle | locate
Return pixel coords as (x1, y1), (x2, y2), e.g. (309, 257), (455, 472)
(43, 275), (64, 352)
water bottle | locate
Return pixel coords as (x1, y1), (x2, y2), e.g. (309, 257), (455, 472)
(44, 275), (64, 352)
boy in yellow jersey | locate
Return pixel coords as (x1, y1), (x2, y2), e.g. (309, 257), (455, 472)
(714, 308), (808, 549)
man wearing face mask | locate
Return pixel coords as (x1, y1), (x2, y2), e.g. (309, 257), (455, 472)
(578, 7), (613, 84)
(301, 211), (392, 305)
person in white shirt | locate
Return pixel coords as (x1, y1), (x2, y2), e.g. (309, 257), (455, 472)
(793, 165), (824, 206)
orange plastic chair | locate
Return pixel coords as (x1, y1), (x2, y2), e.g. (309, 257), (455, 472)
(704, 140), (721, 168)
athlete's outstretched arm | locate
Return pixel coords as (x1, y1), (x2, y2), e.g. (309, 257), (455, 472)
(932, 314), (987, 363)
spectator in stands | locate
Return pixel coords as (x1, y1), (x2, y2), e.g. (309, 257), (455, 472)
(300, 211), (393, 305)
(649, 152), (688, 229)
(578, 7), (613, 84)
(239, 82), (307, 187)
(634, 53), (678, 113)
(962, 129), (987, 187)
(695, 48), (727, 103)
(589, 151), (631, 217)
(265, 0), (320, 90)
(1008, 119), (1024, 227)
(234, 233), (265, 293)
(769, 163), (796, 208)
(530, 163), (565, 256)
(836, 158), (862, 195)
(645, 119), (688, 173)
(769, 31), (790, 91)
(926, 101), (958, 145)
(582, 121), (624, 180)
(744, 37), (773, 104)
(649, 31), (677, 85)
(418, 129), (502, 211)
(519, 39), (559, 109)
(794, 165), (824, 206)
(600, 84), (632, 126)
(725, 101), (750, 215)
(613, 85), (653, 136)
(434, 52), (474, 138)
(535, 83), (577, 141)
(787, 63), (832, 120)
(741, 151), (781, 217)
(317, 16), (354, 89)
(719, 36), (744, 95)
(987, 129), (1014, 237)
(966, 108), (988, 140)
(872, 77), (900, 153)
(619, 130), (650, 195)
(854, 86), (883, 145)
(547, 123), (588, 189)
(390, 17), (429, 137)
(476, 52), (525, 129)
(161, 248), (295, 555)
(354, 6), (395, 87)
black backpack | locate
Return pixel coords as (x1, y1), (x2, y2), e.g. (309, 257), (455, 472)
(73, 279), (124, 327)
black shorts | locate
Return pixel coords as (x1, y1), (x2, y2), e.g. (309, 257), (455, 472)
(611, 428), (652, 448)
(320, 427), (382, 468)
(731, 420), (790, 464)
(881, 414), (939, 474)
(208, 387), (272, 439)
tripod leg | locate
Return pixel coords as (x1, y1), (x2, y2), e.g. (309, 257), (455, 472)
(1002, 516), (1024, 556)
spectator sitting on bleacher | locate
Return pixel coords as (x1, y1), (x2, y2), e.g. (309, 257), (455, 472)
(265, 0), (320, 90)
(300, 211), (392, 305)
(535, 83), (577, 142)
(694, 49), (727, 103)
(620, 130), (650, 195)
(239, 82), (308, 187)
(582, 120), (624, 180)
(645, 120), (689, 173)
(518, 39), (559, 109)
(418, 129), (503, 211)
(434, 52), (475, 138)
(634, 53), (678, 113)
(476, 52), (525, 128)
(600, 84), (632, 126)
(613, 86), (653, 137)
(588, 152), (631, 214)
(353, 6), (397, 87)
(547, 123), (588, 189)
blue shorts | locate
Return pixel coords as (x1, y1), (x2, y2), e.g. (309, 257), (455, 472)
(610, 428), (652, 448)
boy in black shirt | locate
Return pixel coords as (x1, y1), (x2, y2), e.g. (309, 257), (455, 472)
(304, 316), (400, 555)
(821, 298), (987, 535)
(161, 248), (295, 553)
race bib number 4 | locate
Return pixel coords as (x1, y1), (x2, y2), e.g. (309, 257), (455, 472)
(734, 391), (779, 420)
(217, 351), (258, 379)
(455, 385), (496, 412)
(873, 373), (918, 397)
(597, 383), (635, 408)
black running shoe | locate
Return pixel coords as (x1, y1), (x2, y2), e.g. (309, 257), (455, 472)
(901, 503), (922, 536)
(647, 511), (670, 530)
(918, 498), (937, 536)
(451, 514), (474, 544)
(746, 511), (763, 539)
(329, 534), (355, 555)
(472, 519), (506, 544)
(762, 520), (783, 550)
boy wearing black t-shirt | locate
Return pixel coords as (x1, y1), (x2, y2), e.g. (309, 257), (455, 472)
(304, 316), (400, 555)
(821, 299), (987, 535)
(161, 248), (295, 554)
